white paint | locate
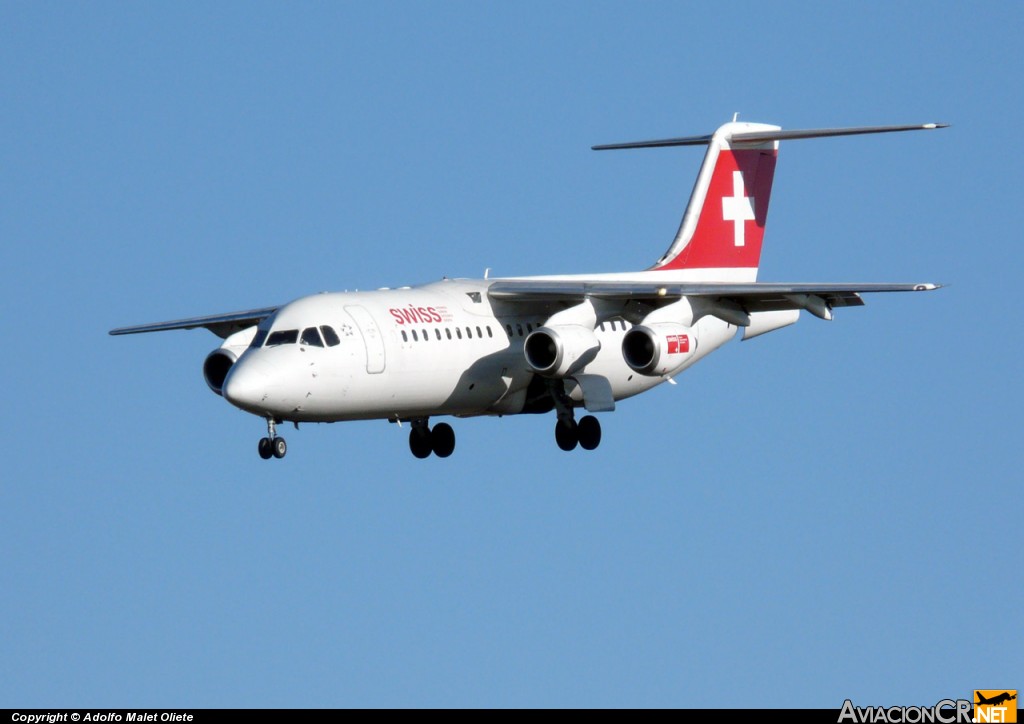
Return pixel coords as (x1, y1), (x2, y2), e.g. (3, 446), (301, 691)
(721, 170), (755, 247)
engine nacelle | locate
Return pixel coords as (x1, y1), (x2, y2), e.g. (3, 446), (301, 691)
(202, 326), (259, 396)
(621, 322), (697, 376)
(524, 325), (601, 378)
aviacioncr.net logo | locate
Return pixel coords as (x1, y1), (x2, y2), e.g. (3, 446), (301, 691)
(838, 699), (973, 723)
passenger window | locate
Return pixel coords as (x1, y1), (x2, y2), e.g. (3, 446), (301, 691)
(250, 329), (269, 348)
(412, 330), (419, 342)
(422, 329), (428, 341)
(487, 326), (493, 338)
(301, 327), (324, 347)
(435, 329), (441, 341)
(527, 323), (534, 333)
(456, 328), (463, 339)
(266, 329), (298, 346)
(446, 328), (452, 340)
(401, 330), (408, 342)
(476, 326), (482, 338)
(505, 324), (513, 337)
(516, 324), (523, 336)
(320, 326), (341, 347)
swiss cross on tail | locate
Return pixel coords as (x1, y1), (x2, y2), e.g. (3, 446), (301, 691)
(665, 145), (778, 271)
(723, 170), (756, 247)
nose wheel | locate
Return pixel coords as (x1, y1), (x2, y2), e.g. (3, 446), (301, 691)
(408, 420), (456, 459)
(258, 418), (287, 460)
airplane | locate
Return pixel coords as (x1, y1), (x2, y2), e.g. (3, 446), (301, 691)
(110, 119), (946, 460)
(976, 692), (1017, 707)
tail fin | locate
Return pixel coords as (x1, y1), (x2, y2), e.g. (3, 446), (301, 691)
(593, 121), (948, 282)
(651, 121), (780, 280)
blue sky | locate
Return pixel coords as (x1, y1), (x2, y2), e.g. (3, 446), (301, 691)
(2, 1), (1020, 708)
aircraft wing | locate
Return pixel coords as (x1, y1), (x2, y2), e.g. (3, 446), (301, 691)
(109, 306), (279, 339)
(487, 281), (941, 319)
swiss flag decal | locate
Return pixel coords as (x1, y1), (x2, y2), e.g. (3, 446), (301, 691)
(666, 334), (690, 354)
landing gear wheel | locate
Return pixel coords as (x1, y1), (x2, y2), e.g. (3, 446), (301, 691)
(272, 437), (287, 459)
(578, 415), (601, 451)
(431, 422), (456, 458)
(258, 437), (273, 460)
(409, 427), (432, 459)
(555, 419), (579, 451)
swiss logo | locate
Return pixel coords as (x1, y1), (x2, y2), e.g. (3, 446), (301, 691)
(666, 334), (689, 354)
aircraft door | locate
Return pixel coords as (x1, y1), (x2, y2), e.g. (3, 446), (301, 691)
(344, 305), (386, 374)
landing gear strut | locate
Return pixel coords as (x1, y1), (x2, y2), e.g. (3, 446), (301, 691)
(408, 419), (457, 459)
(258, 417), (287, 460)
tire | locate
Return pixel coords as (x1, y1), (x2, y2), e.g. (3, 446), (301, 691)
(555, 419), (579, 452)
(431, 422), (456, 458)
(409, 427), (432, 459)
(258, 437), (273, 460)
(578, 415), (602, 451)
(272, 437), (287, 459)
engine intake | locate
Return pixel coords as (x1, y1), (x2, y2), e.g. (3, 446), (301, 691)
(202, 326), (260, 396)
(622, 323), (696, 376)
(203, 348), (238, 396)
(524, 325), (600, 378)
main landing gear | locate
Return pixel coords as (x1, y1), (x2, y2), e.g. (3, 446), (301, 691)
(408, 419), (456, 459)
(546, 378), (601, 452)
(554, 414), (602, 452)
(257, 417), (287, 460)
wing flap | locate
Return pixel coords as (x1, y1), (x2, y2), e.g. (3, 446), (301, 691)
(109, 306), (279, 339)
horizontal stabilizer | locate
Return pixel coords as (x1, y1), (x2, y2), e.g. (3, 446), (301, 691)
(592, 123), (947, 150)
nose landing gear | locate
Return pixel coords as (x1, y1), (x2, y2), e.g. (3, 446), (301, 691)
(258, 417), (287, 460)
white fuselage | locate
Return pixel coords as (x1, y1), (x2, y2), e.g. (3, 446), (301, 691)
(220, 277), (738, 423)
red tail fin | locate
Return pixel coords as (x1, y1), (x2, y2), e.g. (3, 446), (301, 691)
(650, 122), (780, 280)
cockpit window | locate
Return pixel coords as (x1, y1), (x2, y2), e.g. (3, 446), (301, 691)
(250, 329), (269, 349)
(265, 329), (298, 347)
(301, 327), (324, 347)
(321, 326), (341, 347)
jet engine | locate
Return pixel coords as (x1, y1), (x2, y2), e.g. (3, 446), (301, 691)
(202, 327), (258, 396)
(524, 325), (601, 378)
(621, 322), (696, 376)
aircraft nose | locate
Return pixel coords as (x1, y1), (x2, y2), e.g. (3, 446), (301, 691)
(223, 356), (277, 411)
